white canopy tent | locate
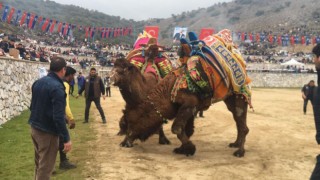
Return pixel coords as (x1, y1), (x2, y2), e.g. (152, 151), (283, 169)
(280, 58), (305, 67)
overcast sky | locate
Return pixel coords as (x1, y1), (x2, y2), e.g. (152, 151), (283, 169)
(52, 0), (232, 21)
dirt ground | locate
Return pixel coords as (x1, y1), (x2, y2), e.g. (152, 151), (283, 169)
(86, 87), (318, 180)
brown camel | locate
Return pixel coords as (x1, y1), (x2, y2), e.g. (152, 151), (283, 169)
(112, 57), (249, 157)
(115, 38), (172, 145)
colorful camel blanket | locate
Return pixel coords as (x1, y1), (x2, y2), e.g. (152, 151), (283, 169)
(126, 50), (172, 79)
(126, 31), (173, 79)
(171, 29), (252, 106)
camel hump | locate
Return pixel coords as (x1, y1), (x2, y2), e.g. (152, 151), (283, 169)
(186, 56), (212, 94)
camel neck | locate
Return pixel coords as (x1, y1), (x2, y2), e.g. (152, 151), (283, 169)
(119, 78), (147, 106)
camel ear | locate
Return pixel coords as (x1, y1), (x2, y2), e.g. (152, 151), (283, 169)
(128, 64), (135, 71)
(124, 64), (135, 73)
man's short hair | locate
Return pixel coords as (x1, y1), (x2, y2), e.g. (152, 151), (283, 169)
(50, 57), (67, 72)
(90, 67), (96, 71)
(312, 44), (320, 58)
(65, 66), (76, 77)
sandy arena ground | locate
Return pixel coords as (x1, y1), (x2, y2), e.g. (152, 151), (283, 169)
(84, 87), (318, 180)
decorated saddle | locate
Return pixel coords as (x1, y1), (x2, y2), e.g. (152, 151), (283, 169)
(171, 29), (252, 106)
(126, 32), (173, 80)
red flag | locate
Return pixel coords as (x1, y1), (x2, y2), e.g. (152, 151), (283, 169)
(277, 35), (282, 46)
(19, 11), (27, 26)
(268, 34), (273, 44)
(118, 28), (121, 36)
(105, 28), (109, 38)
(114, 28), (117, 37)
(128, 26), (133, 36)
(57, 22), (63, 33)
(301, 36), (305, 45)
(312, 36), (316, 45)
(7, 7), (15, 24)
(256, 33), (260, 43)
(144, 26), (159, 39)
(63, 24), (69, 35)
(199, 28), (214, 40)
(290, 36), (295, 45)
(42, 19), (49, 31)
(50, 20), (56, 33)
(37, 16), (43, 24)
(249, 33), (253, 42)
(124, 27), (129, 36)
(28, 14), (35, 29)
(241, 32), (245, 41)
(85, 27), (89, 38)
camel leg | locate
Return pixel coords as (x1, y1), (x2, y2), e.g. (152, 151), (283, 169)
(172, 107), (196, 156)
(120, 134), (134, 148)
(117, 115), (127, 136)
(172, 106), (194, 134)
(185, 116), (195, 138)
(158, 125), (171, 145)
(224, 94), (249, 157)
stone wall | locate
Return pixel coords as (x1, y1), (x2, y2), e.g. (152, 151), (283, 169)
(247, 72), (317, 88)
(0, 57), (317, 125)
(0, 57), (113, 125)
(0, 57), (49, 125)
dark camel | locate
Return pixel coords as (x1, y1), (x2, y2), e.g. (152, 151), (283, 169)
(112, 56), (249, 157)
(114, 43), (171, 145)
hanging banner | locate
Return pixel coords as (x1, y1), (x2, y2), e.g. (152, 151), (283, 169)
(199, 28), (215, 40)
(144, 26), (159, 39)
(105, 28), (110, 38)
(63, 23), (69, 35)
(41, 19), (49, 31)
(2, 5), (9, 21)
(173, 27), (187, 43)
(26, 12), (31, 26)
(66, 23), (71, 36)
(85, 27), (89, 38)
(57, 22), (62, 33)
(7, 7), (15, 23)
(19, 11), (27, 26)
(50, 20), (57, 33)
(28, 14), (35, 29)
(46, 19), (53, 32)
(14, 10), (21, 25)
(31, 15), (38, 29)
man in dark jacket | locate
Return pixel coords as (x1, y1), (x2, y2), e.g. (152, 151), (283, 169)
(77, 67), (106, 123)
(301, 80), (315, 114)
(77, 72), (85, 96)
(310, 44), (320, 179)
(28, 57), (72, 180)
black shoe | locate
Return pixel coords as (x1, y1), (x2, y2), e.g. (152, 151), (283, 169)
(102, 119), (107, 124)
(59, 160), (77, 170)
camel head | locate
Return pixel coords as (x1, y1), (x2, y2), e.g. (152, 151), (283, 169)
(111, 58), (142, 87)
(145, 44), (159, 59)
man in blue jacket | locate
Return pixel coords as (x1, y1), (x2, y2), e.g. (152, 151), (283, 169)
(310, 44), (320, 179)
(29, 57), (72, 180)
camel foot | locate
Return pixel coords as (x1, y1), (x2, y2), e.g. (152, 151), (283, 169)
(173, 142), (196, 156)
(159, 136), (171, 145)
(171, 126), (182, 135)
(120, 139), (133, 148)
(233, 149), (245, 157)
(117, 130), (126, 136)
(229, 142), (240, 148)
